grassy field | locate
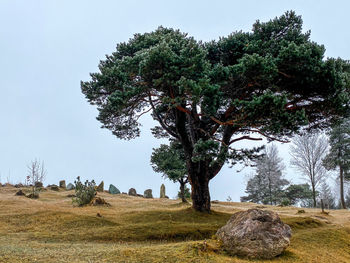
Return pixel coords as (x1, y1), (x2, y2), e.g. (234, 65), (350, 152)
(0, 186), (349, 263)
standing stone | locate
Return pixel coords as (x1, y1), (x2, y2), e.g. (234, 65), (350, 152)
(59, 180), (66, 189)
(160, 184), (166, 198)
(216, 209), (291, 259)
(97, 181), (104, 192)
(109, 184), (120, 194)
(66, 183), (75, 190)
(144, 189), (153, 198)
(128, 188), (137, 196)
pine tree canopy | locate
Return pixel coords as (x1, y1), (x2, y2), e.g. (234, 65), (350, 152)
(82, 11), (349, 158)
(81, 11), (350, 212)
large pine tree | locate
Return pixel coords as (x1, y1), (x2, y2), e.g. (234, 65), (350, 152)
(81, 12), (350, 212)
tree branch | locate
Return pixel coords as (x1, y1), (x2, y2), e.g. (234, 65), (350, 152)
(135, 107), (153, 121)
(240, 128), (290, 143)
(229, 136), (263, 145)
(149, 94), (179, 139)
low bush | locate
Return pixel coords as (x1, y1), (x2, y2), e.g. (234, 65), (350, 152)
(72, 176), (96, 206)
(280, 198), (291, 207)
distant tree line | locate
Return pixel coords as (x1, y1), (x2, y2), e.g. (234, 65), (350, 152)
(241, 119), (350, 209)
(240, 144), (316, 207)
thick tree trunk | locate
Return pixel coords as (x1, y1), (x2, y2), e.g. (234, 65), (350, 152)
(340, 167), (347, 209)
(188, 162), (211, 213)
(190, 175), (210, 212)
(173, 108), (231, 213)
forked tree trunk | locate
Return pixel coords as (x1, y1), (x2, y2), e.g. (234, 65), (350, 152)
(174, 107), (230, 213)
(188, 162), (211, 213)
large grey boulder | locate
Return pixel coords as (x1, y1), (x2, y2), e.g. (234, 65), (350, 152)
(66, 183), (75, 190)
(143, 189), (153, 198)
(160, 184), (166, 198)
(216, 209), (291, 259)
(128, 188), (137, 196)
(109, 184), (120, 194)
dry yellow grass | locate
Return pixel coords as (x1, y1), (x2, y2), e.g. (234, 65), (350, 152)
(0, 185), (350, 263)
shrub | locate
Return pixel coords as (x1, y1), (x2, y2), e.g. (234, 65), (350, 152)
(72, 176), (96, 206)
(280, 198), (291, 207)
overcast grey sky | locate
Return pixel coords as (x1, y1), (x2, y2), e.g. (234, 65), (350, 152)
(0, 0), (349, 201)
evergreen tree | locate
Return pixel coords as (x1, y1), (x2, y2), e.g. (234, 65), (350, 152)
(323, 119), (350, 209)
(240, 172), (267, 204)
(283, 183), (314, 206)
(241, 145), (289, 205)
(81, 12), (350, 212)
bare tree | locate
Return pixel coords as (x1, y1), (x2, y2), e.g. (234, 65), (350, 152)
(27, 159), (47, 196)
(290, 133), (329, 207)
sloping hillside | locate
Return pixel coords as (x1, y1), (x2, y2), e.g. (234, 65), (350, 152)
(0, 186), (349, 263)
